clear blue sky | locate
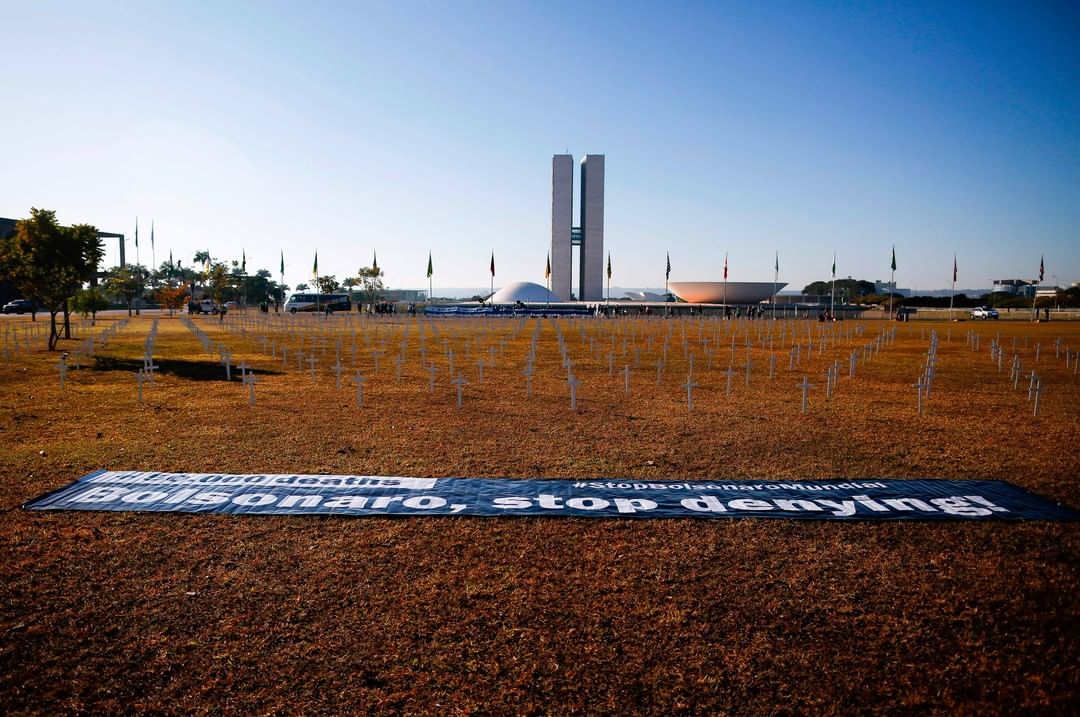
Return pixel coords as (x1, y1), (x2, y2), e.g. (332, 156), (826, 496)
(3, 0), (1078, 294)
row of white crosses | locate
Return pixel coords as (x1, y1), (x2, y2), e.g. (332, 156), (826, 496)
(50, 318), (129, 390)
(911, 330), (938, 416)
(134, 319), (161, 402)
(197, 311), (921, 416)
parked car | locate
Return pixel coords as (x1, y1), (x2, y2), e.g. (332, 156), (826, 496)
(224, 301), (238, 311)
(2, 299), (36, 314)
(197, 299), (219, 315)
(970, 306), (999, 320)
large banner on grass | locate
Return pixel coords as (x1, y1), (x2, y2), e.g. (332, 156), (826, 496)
(23, 472), (1078, 521)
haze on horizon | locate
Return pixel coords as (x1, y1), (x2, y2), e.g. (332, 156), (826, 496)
(2, 1), (1078, 294)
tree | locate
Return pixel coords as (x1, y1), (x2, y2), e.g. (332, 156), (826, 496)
(155, 285), (189, 315)
(207, 262), (230, 305)
(106, 265), (149, 317)
(315, 275), (341, 293)
(356, 265), (384, 309)
(72, 286), (110, 325)
(295, 282), (309, 292)
(0, 208), (103, 349)
(803, 278), (876, 297)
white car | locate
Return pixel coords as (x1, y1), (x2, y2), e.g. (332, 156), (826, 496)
(970, 307), (999, 320)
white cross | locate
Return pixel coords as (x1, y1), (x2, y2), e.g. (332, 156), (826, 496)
(427, 364), (438, 393)
(352, 372), (366, 407)
(797, 376), (814, 414)
(624, 365), (631, 394)
(55, 356), (68, 390)
(567, 373), (580, 411)
(476, 359), (484, 384)
(682, 375), (698, 411)
(912, 377), (928, 416)
(333, 361), (345, 389)
(452, 374), (468, 408)
(523, 362), (534, 397)
(1031, 379), (1044, 417)
(243, 372), (258, 405)
(307, 355), (318, 380)
(723, 366), (735, 398)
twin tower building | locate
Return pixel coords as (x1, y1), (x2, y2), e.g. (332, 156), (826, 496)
(551, 154), (604, 301)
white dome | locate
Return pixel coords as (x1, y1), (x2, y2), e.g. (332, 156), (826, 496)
(490, 281), (559, 303)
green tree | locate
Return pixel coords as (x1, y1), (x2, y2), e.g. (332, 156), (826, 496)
(106, 264), (149, 317)
(315, 275), (341, 293)
(0, 208), (103, 349)
(72, 286), (110, 324)
(207, 262), (230, 305)
(356, 265), (385, 310)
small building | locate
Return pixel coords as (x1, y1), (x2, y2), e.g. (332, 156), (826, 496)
(992, 279), (1034, 296)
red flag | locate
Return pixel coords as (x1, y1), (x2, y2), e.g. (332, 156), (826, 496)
(723, 253), (728, 280)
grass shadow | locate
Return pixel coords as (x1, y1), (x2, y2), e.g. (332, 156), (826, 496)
(91, 356), (282, 382)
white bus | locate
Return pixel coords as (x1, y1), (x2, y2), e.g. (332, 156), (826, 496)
(283, 293), (351, 313)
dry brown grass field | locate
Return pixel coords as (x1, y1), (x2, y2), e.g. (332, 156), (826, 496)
(2, 311), (1078, 715)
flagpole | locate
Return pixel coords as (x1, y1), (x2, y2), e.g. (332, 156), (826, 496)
(606, 252), (610, 313)
(830, 253), (836, 317)
(1032, 255), (1041, 321)
(772, 251), (778, 322)
(723, 252), (728, 312)
(888, 266), (894, 321)
(949, 254), (956, 321)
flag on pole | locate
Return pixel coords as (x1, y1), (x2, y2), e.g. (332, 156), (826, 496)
(545, 253), (551, 279)
(490, 252), (495, 277)
(427, 252), (433, 279)
(134, 219), (139, 248)
(832, 254), (836, 278)
(280, 250), (285, 276)
(666, 252), (671, 280)
(373, 251), (378, 272)
(1039, 254), (1044, 282)
(953, 255), (957, 283)
(203, 251), (210, 273)
(169, 249), (173, 269)
(890, 246), (896, 272)
(312, 251), (318, 279)
(241, 249), (246, 273)
(607, 252), (612, 280)
(723, 253), (728, 280)
(775, 251), (779, 273)
(151, 221), (155, 251)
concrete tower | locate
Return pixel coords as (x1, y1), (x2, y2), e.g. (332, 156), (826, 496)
(579, 154), (605, 301)
(550, 155), (574, 301)
(550, 153), (604, 301)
